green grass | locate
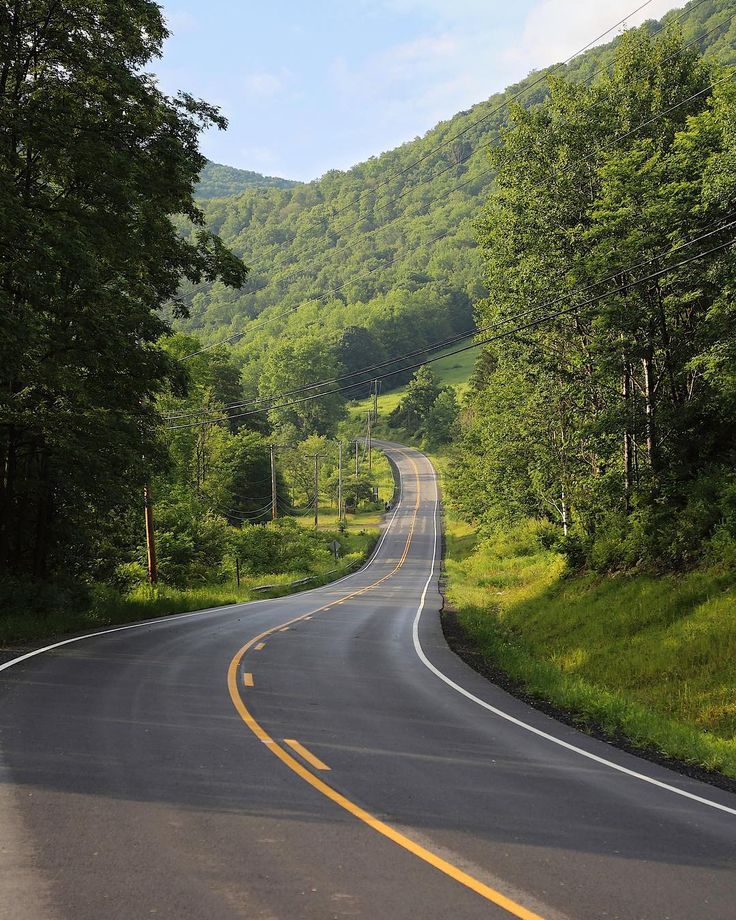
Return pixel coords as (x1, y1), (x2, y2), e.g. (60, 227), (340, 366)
(346, 344), (476, 431)
(0, 529), (377, 648)
(441, 507), (736, 777)
(428, 346), (476, 389)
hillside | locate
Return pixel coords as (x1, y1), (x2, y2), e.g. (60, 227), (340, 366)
(176, 0), (734, 399)
(196, 161), (298, 199)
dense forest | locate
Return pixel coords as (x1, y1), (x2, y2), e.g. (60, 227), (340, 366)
(0, 0), (392, 615)
(447, 25), (736, 571)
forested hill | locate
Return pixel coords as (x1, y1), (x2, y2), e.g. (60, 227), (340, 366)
(196, 161), (298, 199)
(176, 0), (734, 395)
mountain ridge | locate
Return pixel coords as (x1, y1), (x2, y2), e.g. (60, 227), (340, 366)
(196, 161), (298, 199)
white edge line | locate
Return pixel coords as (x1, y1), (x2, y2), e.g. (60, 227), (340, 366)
(0, 451), (406, 677)
(411, 458), (736, 819)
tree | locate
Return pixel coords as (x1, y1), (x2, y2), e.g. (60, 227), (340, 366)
(334, 326), (386, 395)
(201, 430), (278, 525)
(451, 26), (736, 570)
(259, 338), (345, 436)
(425, 389), (460, 447)
(0, 1), (247, 578)
(389, 367), (443, 432)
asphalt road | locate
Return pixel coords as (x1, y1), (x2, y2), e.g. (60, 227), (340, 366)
(2, 442), (736, 920)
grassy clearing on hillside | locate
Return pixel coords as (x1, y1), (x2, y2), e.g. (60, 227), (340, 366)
(346, 344), (476, 433)
(442, 511), (736, 777)
(0, 529), (377, 648)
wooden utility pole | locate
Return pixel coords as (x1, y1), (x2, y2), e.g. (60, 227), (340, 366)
(337, 441), (343, 522)
(367, 410), (372, 472)
(354, 439), (359, 476)
(143, 482), (157, 586)
(313, 454), (320, 528)
(270, 444), (278, 520)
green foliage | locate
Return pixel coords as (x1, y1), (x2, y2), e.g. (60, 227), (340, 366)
(0, 1), (246, 580)
(196, 161), (297, 199)
(259, 338), (346, 436)
(444, 514), (736, 775)
(450, 24), (736, 571)
(387, 366), (460, 447)
(173, 1), (734, 435)
(229, 518), (332, 576)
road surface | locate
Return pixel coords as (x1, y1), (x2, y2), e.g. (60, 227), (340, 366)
(1, 443), (735, 919)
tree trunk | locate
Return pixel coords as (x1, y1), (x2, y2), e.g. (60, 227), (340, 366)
(622, 353), (632, 514)
(642, 342), (659, 474)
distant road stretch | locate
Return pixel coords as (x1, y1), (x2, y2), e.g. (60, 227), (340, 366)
(2, 442), (735, 919)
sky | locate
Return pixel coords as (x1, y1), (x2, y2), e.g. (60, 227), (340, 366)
(156, 0), (685, 182)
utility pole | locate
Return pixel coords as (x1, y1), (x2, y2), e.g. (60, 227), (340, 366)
(143, 482), (157, 586)
(367, 410), (372, 472)
(270, 444), (278, 520)
(337, 441), (343, 522)
(354, 439), (359, 476)
(313, 454), (320, 528)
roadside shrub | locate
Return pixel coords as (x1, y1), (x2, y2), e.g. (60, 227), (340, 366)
(229, 518), (335, 576)
(111, 561), (148, 593)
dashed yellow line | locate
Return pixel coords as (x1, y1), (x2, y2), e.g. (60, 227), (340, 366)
(284, 739), (331, 771)
(243, 672), (254, 687)
(227, 451), (542, 919)
(255, 642), (265, 651)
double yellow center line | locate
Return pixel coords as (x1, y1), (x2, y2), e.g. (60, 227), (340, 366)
(226, 452), (544, 920)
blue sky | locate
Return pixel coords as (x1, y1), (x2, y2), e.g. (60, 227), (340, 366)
(156, 0), (683, 182)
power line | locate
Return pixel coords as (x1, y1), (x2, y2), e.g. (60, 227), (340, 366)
(165, 212), (736, 422)
(168, 215), (735, 423)
(181, 55), (734, 365)
(166, 236), (736, 431)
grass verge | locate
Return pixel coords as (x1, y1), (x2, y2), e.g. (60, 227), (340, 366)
(0, 528), (377, 649)
(441, 505), (736, 780)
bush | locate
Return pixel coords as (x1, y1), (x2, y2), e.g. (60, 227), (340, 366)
(111, 561), (148, 593)
(229, 518), (335, 576)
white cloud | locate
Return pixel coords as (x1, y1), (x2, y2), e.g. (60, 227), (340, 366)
(165, 9), (199, 35)
(505, 0), (684, 70)
(330, 0), (684, 152)
(243, 70), (288, 99)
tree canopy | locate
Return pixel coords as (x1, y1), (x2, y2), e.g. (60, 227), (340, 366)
(0, 0), (246, 577)
(448, 25), (736, 571)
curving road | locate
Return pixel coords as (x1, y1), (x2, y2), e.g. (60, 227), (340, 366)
(1, 443), (736, 920)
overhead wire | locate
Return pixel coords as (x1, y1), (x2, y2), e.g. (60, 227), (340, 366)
(165, 236), (736, 431)
(165, 209), (736, 422)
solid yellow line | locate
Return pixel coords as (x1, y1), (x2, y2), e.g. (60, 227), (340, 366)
(226, 452), (543, 919)
(243, 672), (254, 687)
(284, 738), (331, 771)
